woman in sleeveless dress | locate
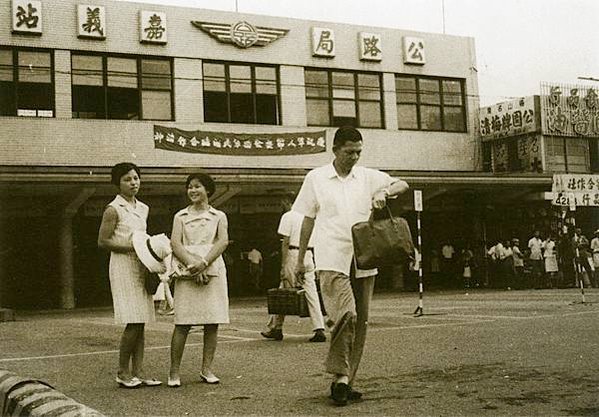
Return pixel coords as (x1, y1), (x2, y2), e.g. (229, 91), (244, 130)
(98, 162), (161, 388)
(168, 173), (230, 387)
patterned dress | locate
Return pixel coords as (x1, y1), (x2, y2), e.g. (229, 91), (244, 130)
(107, 194), (155, 324)
(173, 206), (229, 325)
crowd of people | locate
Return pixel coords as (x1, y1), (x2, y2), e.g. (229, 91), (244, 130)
(97, 126), (409, 406)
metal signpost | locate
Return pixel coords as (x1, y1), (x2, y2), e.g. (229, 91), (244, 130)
(413, 190), (424, 316)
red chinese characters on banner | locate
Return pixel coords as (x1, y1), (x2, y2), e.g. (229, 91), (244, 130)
(153, 126), (326, 156)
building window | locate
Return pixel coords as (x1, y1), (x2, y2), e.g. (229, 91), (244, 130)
(305, 68), (383, 128)
(0, 47), (54, 117)
(396, 75), (466, 132)
(203, 61), (279, 125)
(71, 53), (173, 120)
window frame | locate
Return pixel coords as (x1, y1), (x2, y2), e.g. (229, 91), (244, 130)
(71, 51), (174, 121)
(202, 60), (281, 125)
(305, 67), (385, 128)
(395, 74), (467, 133)
(0, 46), (55, 117)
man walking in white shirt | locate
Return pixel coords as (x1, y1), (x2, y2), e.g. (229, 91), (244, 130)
(293, 126), (409, 406)
(261, 194), (326, 342)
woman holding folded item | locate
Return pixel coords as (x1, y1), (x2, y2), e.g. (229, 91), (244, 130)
(168, 172), (230, 387)
(97, 162), (161, 388)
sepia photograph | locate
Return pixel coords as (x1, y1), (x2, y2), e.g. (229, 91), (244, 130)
(1, 0), (598, 415)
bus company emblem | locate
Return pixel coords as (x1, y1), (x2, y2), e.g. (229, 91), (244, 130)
(192, 20), (288, 48)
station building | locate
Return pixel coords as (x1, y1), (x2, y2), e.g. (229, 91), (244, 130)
(0, 0), (567, 309)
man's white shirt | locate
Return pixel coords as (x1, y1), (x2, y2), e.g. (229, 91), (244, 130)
(292, 163), (394, 278)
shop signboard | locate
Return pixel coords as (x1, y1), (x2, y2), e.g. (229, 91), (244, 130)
(551, 173), (599, 207)
(480, 96), (539, 140)
(541, 82), (599, 137)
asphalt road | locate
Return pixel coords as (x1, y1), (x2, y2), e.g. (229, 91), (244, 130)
(2, 289), (599, 416)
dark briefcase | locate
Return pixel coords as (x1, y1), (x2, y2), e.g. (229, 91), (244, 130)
(352, 206), (415, 270)
(267, 287), (309, 317)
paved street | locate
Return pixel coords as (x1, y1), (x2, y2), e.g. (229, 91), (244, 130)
(2, 289), (599, 416)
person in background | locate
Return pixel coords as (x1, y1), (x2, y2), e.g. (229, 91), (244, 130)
(572, 227), (593, 288)
(168, 172), (229, 387)
(97, 162), (161, 388)
(248, 247), (263, 292)
(528, 230), (544, 289)
(292, 126), (409, 406)
(441, 241), (456, 288)
(511, 238), (525, 290)
(261, 193), (326, 343)
(502, 239), (514, 290)
(591, 229), (599, 287)
(461, 245), (474, 290)
(543, 234), (559, 288)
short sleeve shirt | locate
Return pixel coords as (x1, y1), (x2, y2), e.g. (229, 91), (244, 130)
(528, 237), (543, 260)
(292, 163), (394, 278)
(278, 210), (315, 248)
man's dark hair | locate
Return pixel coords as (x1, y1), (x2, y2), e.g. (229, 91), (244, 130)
(333, 126), (362, 150)
(111, 162), (140, 186)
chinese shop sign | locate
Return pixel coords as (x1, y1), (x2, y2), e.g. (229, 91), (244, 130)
(312, 27), (335, 57)
(154, 126), (327, 156)
(359, 32), (382, 61)
(541, 82), (599, 137)
(551, 174), (599, 207)
(77, 5), (106, 39)
(403, 36), (425, 65)
(139, 10), (167, 44)
(12, 0), (42, 35)
(480, 96), (539, 140)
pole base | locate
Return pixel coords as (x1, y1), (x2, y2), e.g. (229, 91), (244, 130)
(413, 306), (423, 316)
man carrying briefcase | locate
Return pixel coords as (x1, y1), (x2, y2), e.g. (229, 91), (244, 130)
(292, 126), (409, 406)
(261, 193), (326, 342)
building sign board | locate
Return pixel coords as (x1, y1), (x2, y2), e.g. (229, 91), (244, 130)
(551, 173), (599, 207)
(12, 0), (42, 34)
(140, 10), (167, 44)
(359, 32), (382, 61)
(154, 126), (327, 156)
(541, 82), (599, 137)
(77, 5), (106, 39)
(403, 36), (425, 64)
(480, 96), (539, 140)
(312, 27), (335, 57)
(191, 21), (288, 48)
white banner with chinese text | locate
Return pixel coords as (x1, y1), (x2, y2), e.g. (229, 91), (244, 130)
(551, 173), (599, 206)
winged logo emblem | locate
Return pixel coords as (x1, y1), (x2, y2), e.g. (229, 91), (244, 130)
(192, 21), (288, 48)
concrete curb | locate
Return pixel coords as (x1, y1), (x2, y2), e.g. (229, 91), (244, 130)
(0, 370), (103, 416)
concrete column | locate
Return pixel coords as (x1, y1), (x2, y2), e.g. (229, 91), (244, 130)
(59, 188), (95, 309)
(382, 72), (398, 131)
(54, 50), (72, 119)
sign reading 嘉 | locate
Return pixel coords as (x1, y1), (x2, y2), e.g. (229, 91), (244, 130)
(551, 173), (599, 207)
(154, 126), (327, 156)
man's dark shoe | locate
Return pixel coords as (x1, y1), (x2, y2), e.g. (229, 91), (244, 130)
(331, 382), (349, 406)
(330, 383), (362, 401)
(260, 329), (283, 341)
(309, 329), (326, 343)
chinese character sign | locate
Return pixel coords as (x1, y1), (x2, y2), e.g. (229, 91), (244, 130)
(140, 10), (167, 44)
(359, 32), (382, 61)
(12, 0), (42, 34)
(541, 82), (599, 137)
(312, 27), (335, 57)
(77, 5), (106, 39)
(479, 96), (539, 140)
(154, 126), (327, 156)
(552, 174), (599, 207)
(403, 36), (425, 65)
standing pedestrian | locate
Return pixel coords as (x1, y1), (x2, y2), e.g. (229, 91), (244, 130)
(591, 229), (599, 286)
(261, 194), (326, 342)
(97, 162), (162, 388)
(441, 241), (456, 288)
(168, 173), (229, 387)
(543, 234), (559, 288)
(247, 247), (263, 292)
(292, 126), (409, 406)
(528, 230), (544, 289)
(511, 239), (525, 289)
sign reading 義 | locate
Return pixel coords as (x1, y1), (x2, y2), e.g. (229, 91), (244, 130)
(154, 126), (327, 156)
(77, 5), (106, 39)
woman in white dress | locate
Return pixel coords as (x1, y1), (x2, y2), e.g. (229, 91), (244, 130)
(97, 163), (161, 388)
(543, 234), (559, 288)
(168, 173), (229, 387)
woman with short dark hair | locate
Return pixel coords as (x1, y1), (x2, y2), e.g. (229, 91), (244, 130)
(98, 162), (161, 388)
